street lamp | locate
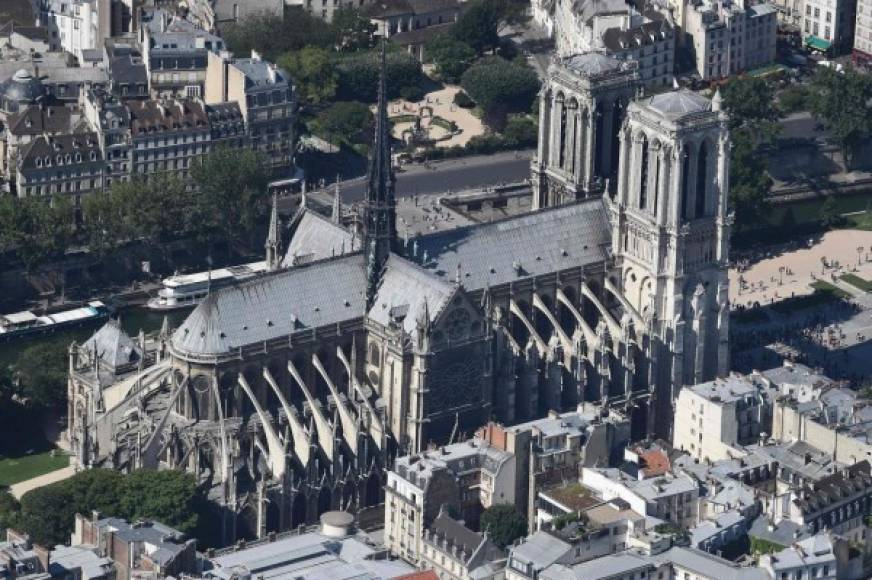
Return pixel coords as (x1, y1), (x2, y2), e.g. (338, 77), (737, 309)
(779, 266), (786, 286)
(858, 246), (864, 266)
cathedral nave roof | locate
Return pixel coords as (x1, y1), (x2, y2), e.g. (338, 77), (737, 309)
(368, 255), (456, 334)
(412, 198), (611, 291)
(171, 254), (368, 356)
(281, 209), (356, 267)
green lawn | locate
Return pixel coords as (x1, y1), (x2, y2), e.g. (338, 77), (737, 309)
(0, 450), (69, 487)
(841, 273), (872, 292)
(810, 280), (852, 299)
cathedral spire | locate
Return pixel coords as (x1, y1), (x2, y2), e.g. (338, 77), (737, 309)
(265, 191), (282, 271)
(363, 38), (397, 307)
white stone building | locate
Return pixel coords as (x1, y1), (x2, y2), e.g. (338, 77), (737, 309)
(760, 534), (838, 580)
(802, 0), (857, 53)
(36, 0), (111, 62)
(553, 0), (676, 88)
(581, 467), (700, 527)
(673, 373), (774, 462)
(384, 439), (516, 565)
(855, 0), (872, 62)
(682, 0), (778, 80)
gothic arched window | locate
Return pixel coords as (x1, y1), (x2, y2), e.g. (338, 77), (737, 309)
(638, 135), (649, 211)
(681, 151), (691, 220)
(695, 142), (708, 218)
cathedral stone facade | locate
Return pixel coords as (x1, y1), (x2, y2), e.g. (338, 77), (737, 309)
(66, 49), (730, 544)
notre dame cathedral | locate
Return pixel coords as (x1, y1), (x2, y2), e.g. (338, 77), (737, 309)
(66, 49), (731, 542)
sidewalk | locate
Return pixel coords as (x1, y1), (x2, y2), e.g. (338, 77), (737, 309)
(9, 465), (75, 499)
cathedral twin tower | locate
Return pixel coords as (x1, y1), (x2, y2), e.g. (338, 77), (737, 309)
(532, 53), (731, 428)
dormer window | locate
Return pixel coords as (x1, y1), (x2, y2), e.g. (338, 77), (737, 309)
(56, 155), (63, 165)
(65, 154), (71, 164)
(75, 153), (81, 162)
(44, 156), (51, 167)
(90, 151), (97, 161)
(36, 158), (43, 167)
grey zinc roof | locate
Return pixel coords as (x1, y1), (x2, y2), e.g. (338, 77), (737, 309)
(368, 255), (456, 334)
(510, 531), (571, 570)
(413, 198), (611, 291)
(542, 551), (653, 580)
(171, 254), (367, 356)
(643, 90), (711, 118)
(657, 547), (769, 580)
(563, 52), (621, 75)
(282, 210), (355, 267)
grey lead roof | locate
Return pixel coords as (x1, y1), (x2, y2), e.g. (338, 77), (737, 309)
(643, 90), (711, 118)
(83, 319), (141, 370)
(171, 254), (367, 356)
(282, 210), (355, 267)
(368, 255), (456, 334)
(563, 52), (621, 75)
(412, 198), (611, 291)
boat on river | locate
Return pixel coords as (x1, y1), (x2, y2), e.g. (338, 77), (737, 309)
(146, 261), (268, 311)
(0, 301), (111, 343)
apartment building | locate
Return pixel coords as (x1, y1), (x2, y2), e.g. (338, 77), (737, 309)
(855, 0), (872, 62)
(36, 0), (111, 62)
(803, 0), (857, 53)
(420, 511), (506, 580)
(205, 51), (297, 174)
(683, 0), (778, 80)
(365, 0), (463, 38)
(581, 467), (700, 528)
(15, 132), (104, 204)
(140, 10), (225, 99)
(186, 0), (283, 32)
(126, 99), (211, 181)
(385, 439), (516, 565)
(553, 0), (676, 88)
(673, 373), (775, 462)
(1, 104), (73, 185)
(286, 0), (378, 22)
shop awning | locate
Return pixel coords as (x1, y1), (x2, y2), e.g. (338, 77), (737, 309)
(805, 36), (832, 51)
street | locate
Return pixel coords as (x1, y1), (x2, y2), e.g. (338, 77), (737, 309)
(339, 149), (535, 201)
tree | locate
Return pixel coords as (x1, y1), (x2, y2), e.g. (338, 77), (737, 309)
(450, 0), (527, 55)
(0, 196), (74, 273)
(730, 129), (772, 234)
(809, 67), (872, 169)
(310, 101), (373, 146)
(721, 77), (781, 144)
(451, 0), (503, 54)
(479, 504), (527, 549)
(336, 49), (425, 102)
(127, 174), (191, 263)
(278, 47), (338, 105)
(190, 148), (270, 253)
(81, 184), (135, 258)
(820, 195), (845, 228)
(222, 8), (336, 61)
(502, 115), (538, 146)
(461, 57), (540, 129)
(17, 468), (202, 546)
(778, 85), (811, 115)
(331, 7), (375, 52)
(120, 470), (200, 534)
(0, 490), (20, 533)
(14, 341), (69, 410)
(426, 35), (476, 83)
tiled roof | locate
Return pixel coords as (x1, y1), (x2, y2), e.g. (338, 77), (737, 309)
(7, 104), (71, 135)
(127, 99), (208, 134)
(17, 132), (101, 170)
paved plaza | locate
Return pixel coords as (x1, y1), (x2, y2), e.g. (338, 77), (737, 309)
(731, 229), (872, 384)
(388, 85), (485, 148)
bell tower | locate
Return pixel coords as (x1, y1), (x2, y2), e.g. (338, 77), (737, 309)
(531, 53), (638, 209)
(610, 89), (731, 438)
